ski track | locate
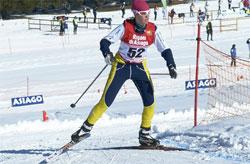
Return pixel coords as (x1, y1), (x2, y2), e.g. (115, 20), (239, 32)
(1, 111), (250, 163)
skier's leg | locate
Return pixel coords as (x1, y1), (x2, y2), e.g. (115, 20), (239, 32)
(131, 63), (159, 146)
(87, 62), (128, 125)
(133, 79), (159, 146)
(133, 79), (155, 129)
(131, 62), (155, 129)
(72, 62), (128, 142)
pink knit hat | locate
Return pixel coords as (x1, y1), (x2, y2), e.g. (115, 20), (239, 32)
(131, 0), (150, 12)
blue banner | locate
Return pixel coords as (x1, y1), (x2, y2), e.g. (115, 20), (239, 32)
(11, 95), (44, 107)
(185, 78), (216, 90)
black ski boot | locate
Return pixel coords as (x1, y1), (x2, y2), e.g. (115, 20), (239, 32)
(138, 128), (160, 147)
(71, 121), (93, 142)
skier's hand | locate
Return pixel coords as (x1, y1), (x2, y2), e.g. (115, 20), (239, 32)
(105, 52), (114, 65)
(168, 64), (177, 79)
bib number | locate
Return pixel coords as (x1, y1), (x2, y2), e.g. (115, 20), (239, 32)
(127, 48), (145, 58)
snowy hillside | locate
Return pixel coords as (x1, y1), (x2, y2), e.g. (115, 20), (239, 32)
(1, 0), (250, 163)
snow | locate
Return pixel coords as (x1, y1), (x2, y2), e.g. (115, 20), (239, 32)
(1, 0), (250, 163)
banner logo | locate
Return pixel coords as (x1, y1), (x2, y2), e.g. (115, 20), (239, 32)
(11, 95), (44, 107)
(185, 78), (216, 90)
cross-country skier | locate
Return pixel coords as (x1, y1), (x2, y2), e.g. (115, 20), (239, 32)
(71, 0), (177, 147)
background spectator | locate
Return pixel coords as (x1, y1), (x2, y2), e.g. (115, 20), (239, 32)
(206, 21), (213, 41)
(73, 16), (78, 34)
(247, 38), (250, 58)
(169, 8), (176, 24)
(59, 16), (65, 36)
(190, 3), (195, 17)
(82, 7), (87, 23)
(198, 9), (205, 22)
(93, 7), (97, 23)
(228, 0), (232, 9)
(120, 2), (126, 18)
(230, 44), (237, 67)
(154, 4), (158, 20)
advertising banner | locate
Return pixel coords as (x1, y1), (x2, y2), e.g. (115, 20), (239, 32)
(185, 78), (216, 90)
(11, 95), (44, 107)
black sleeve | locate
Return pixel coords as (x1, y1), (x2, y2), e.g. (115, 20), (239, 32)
(100, 38), (112, 57)
(161, 48), (176, 68)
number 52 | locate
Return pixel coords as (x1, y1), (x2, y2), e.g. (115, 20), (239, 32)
(127, 48), (145, 58)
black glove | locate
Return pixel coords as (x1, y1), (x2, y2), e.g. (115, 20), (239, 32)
(168, 64), (177, 79)
(104, 52), (114, 65)
(161, 49), (177, 78)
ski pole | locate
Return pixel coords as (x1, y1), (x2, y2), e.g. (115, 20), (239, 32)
(70, 64), (108, 108)
(150, 73), (169, 76)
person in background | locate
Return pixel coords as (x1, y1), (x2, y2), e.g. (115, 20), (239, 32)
(197, 9), (205, 22)
(204, 0), (209, 20)
(230, 44), (237, 67)
(190, 3), (195, 17)
(218, 0), (221, 16)
(206, 21), (213, 41)
(169, 8), (176, 24)
(228, 0), (232, 9)
(247, 38), (250, 58)
(82, 7), (87, 23)
(154, 4), (158, 21)
(73, 16), (78, 34)
(64, 17), (68, 32)
(121, 1), (126, 18)
(71, 0), (177, 147)
(93, 7), (97, 23)
(59, 16), (65, 36)
(162, 8), (167, 19)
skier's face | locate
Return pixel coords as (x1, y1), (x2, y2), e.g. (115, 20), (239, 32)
(135, 10), (150, 26)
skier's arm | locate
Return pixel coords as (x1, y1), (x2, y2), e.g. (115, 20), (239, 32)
(154, 29), (177, 79)
(100, 24), (124, 57)
(154, 30), (176, 68)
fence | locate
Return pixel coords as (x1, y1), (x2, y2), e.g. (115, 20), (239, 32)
(219, 18), (238, 32)
(27, 16), (112, 31)
(200, 41), (250, 124)
(166, 10), (218, 25)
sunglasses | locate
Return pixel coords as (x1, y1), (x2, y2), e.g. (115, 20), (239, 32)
(133, 10), (150, 16)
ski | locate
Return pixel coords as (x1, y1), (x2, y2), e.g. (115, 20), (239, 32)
(39, 133), (90, 164)
(136, 144), (188, 151)
(86, 144), (188, 151)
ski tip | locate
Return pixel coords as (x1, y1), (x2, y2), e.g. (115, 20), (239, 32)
(39, 133), (91, 164)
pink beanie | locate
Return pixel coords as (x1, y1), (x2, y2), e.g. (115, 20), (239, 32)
(131, 0), (150, 12)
